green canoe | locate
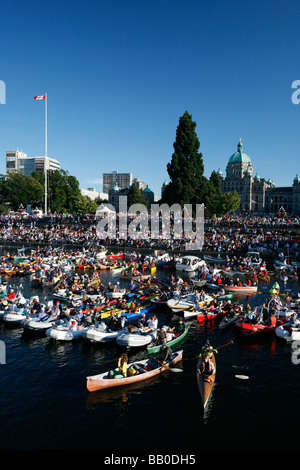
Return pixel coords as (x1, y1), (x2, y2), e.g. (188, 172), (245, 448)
(147, 325), (189, 355)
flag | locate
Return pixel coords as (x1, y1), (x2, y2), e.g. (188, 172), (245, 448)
(34, 95), (46, 100)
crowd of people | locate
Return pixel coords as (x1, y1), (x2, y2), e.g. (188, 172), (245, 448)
(0, 212), (299, 259)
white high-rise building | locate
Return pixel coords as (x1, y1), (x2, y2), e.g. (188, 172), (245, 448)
(6, 150), (60, 176)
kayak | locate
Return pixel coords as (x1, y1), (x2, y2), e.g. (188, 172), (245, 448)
(147, 325), (189, 355)
(219, 310), (242, 329)
(86, 350), (183, 392)
(196, 353), (216, 409)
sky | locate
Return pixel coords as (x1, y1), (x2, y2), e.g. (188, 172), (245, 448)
(1, 0), (300, 198)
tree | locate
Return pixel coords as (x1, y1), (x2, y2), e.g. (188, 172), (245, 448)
(127, 183), (148, 208)
(205, 171), (223, 217)
(220, 191), (240, 214)
(32, 169), (90, 214)
(0, 172), (44, 210)
(161, 111), (210, 207)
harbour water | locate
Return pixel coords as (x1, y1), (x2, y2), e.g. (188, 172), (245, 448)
(0, 251), (299, 454)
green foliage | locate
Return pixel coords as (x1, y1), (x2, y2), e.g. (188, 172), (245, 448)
(206, 170), (240, 216)
(0, 172), (44, 211)
(127, 183), (148, 207)
(0, 169), (99, 215)
(161, 111), (210, 206)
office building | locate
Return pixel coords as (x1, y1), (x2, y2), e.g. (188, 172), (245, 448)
(103, 171), (132, 193)
(6, 150), (60, 176)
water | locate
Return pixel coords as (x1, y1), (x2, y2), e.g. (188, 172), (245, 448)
(0, 253), (299, 453)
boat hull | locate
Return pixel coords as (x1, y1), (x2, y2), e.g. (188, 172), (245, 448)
(147, 326), (189, 354)
(223, 285), (258, 294)
(86, 350), (183, 392)
(196, 353), (216, 409)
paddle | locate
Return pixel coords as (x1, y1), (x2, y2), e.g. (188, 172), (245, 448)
(235, 375), (249, 380)
(102, 357), (118, 366)
(156, 360), (183, 373)
(185, 339), (234, 361)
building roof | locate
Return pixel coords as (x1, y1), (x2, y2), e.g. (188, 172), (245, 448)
(228, 139), (251, 164)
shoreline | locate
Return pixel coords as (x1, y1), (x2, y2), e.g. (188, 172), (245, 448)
(0, 239), (296, 268)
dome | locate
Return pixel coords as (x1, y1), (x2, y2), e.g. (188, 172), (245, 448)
(228, 139), (251, 164)
(254, 173), (260, 180)
(216, 168), (223, 176)
(294, 174), (300, 183)
(112, 183), (120, 191)
(144, 185), (152, 193)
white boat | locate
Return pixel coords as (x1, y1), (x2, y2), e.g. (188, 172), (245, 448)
(175, 256), (205, 272)
(84, 323), (127, 343)
(46, 320), (88, 341)
(167, 293), (213, 313)
(246, 251), (262, 267)
(191, 278), (207, 287)
(3, 309), (27, 324)
(21, 314), (63, 332)
(116, 328), (157, 348)
(275, 324), (300, 342)
(203, 254), (229, 264)
(223, 285), (258, 294)
(105, 289), (126, 299)
(95, 247), (107, 259)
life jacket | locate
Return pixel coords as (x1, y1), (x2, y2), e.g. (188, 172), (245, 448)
(200, 360), (213, 374)
(270, 316), (276, 326)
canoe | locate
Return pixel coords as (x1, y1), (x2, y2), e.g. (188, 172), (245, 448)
(223, 285), (258, 294)
(147, 325), (189, 355)
(196, 353), (216, 409)
(86, 350), (183, 392)
(219, 310), (242, 329)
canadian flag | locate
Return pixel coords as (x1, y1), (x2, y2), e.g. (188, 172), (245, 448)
(34, 95), (46, 100)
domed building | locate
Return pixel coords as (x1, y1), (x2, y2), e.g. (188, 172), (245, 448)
(218, 138), (274, 211)
(217, 138), (300, 213)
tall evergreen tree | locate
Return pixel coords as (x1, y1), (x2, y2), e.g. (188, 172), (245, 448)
(161, 111), (210, 206)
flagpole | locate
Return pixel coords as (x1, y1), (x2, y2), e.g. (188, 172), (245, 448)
(45, 92), (47, 216)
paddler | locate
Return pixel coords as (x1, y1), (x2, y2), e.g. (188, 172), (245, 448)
(197, 354), (215, 383)
(199, 340), (218, 359)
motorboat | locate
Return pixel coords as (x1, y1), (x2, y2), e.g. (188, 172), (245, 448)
(175, 256), (205, 272)
(275, 324), (300, 342)
(116, 327), (157, 348)
(20, 313), (63, 333)
(84, 322), (127, 343)
(46, 319), (88, 341)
